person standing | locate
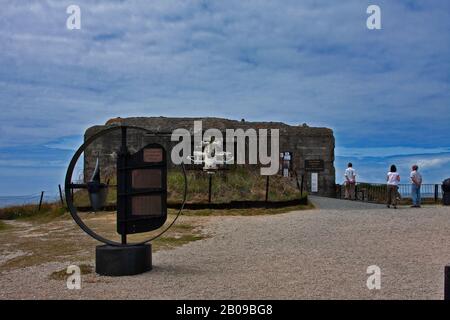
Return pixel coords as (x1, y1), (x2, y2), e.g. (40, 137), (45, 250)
(344, 163), (356, 200)
(386, 164), (400, 209)
(410, 165), (422, 208)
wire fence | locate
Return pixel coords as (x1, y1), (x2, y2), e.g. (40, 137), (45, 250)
(0, 189), (63, 209)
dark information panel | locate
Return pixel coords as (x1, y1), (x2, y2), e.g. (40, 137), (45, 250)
(117, 143), (167, 235)
(304, 159), (324, 172)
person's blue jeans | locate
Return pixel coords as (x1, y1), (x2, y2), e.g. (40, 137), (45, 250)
(411, 184), (421, 206)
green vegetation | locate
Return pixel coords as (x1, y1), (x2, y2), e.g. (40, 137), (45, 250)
(154, 234), (206, 251)
(72, 168), (305, 207)
(43, 229), (206, 280)
(0, 220), (10, 231)
(169, 167), (304, 203)
(172, 203), (314, 217)
(0, 203), (67, 221)
(1, 168), (307, 222)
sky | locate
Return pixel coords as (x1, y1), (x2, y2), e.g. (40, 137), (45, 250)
(0, 0), (449, 197)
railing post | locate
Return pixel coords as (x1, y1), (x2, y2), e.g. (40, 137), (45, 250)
(208, 174), (213, 204)
(58, 184), (64, 206)
(435, 184), (439, 203)
(38, 191), (44, 211)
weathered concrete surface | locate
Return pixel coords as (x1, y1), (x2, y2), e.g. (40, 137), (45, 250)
(84, 117), (336, 196)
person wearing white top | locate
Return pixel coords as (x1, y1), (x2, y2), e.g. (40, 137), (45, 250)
(410, 165), (422, 208)
(344, 163), (356, 200)
(386, 164), (400, 209)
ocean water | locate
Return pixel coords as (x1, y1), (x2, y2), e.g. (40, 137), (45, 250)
(0, 194), (59, 209)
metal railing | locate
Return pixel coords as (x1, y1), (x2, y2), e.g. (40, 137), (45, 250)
(336, 183), (443, 204)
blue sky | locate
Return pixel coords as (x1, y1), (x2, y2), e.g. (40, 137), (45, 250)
(0, 0), (449, 196)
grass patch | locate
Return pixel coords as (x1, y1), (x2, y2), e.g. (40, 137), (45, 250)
(0, 220), (10, 231)
(153, 234), (206, 251)
(174, 203), (314, 217)
(0, 232), (95, 271)
(72, 168), (305, 207)
(49, 264), (93, 280)
(152, 222), (206, 251)
(44, 232), (204, 279)
(169, 167), (304, 203)
(0, 212), (206, 272)
(0, 203), (67, 221)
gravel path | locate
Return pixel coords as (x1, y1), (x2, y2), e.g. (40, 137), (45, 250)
(1, 197), (450, 299)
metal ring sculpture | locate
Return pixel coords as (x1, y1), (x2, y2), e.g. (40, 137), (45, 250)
(65, 125), (187, 247)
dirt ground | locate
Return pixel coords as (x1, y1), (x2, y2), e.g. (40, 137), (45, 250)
(0, 212), (208, 272)
(1, 197), (450, 299)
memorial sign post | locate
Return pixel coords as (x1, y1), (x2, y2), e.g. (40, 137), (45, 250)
(65, 126), (186, 276)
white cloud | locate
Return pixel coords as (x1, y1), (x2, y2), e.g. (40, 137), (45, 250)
(0, 1), (449, 148)
(336, 152), (450, 184)
(336, 146), (450, 158)
(0, 0), (449, 195)
(416, 157), (450, 170)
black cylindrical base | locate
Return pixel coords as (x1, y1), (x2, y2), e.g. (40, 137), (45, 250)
(445, 265), (450, 300)
(96, 244), (152, 276)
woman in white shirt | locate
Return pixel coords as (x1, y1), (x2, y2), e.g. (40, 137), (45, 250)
(386, 164), (400, 209)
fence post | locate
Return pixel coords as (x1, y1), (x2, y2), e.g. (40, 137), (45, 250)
(300, 174), (304, 197)
(38, 191), (44, 211)
(208, 174), (212, 204)
(435, 184), (439, 203)
(265, 175), (270, 202)
(58, 184), (64, 206)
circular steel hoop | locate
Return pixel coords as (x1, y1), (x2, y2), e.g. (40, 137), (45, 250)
(64, 125), (187, 247)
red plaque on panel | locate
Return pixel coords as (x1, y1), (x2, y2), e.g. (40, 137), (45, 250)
(132, 169), (162, 189)
(143, 148), (163, 163)
(132, 195), (162, 216)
